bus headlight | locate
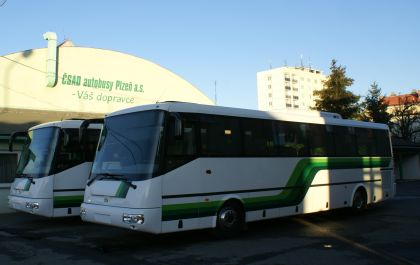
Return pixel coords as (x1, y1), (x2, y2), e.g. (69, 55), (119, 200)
(122, 213), (144, 224)
(80, 207), (87, 216)
(25, 202), (39, 209)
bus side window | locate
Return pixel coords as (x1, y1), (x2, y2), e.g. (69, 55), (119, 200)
(308, 124), (327, 156)
(242, 119), (277, 156)
(355, 128), (377, 156)
(84, 129), (101, 161)
(325, 125), (336, 156)
(375, 129), (391, 156)
(53, 129), (84, 173)
(200, 115), (241, 157)
(333, 126), (357, 157)
(165, 114), (198, 171)
(276, 121), (309, 157)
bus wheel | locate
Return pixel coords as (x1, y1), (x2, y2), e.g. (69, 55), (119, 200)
(215, 202), (244, 237)
(352, 188), (367, 211)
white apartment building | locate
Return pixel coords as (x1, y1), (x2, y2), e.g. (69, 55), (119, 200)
(257, 66), (326, 111)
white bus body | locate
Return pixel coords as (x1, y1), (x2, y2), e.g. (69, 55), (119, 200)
(81, 102), (394, 235)
(8, 120), (102, 217)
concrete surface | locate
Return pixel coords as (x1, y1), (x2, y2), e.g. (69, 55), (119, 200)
(0, 181), (419, 265)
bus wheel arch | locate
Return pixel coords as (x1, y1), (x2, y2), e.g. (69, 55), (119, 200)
(352, 186), (368, 211)
(214, 199), (245, 237)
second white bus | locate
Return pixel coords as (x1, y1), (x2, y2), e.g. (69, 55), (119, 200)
(8, 119), (102, 217)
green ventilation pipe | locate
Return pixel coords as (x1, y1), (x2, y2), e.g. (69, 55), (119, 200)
(43, 32), (57, 87)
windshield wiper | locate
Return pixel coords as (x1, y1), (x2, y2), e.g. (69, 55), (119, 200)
(16, 173), (35, 184)
(87, 173), (137, 190)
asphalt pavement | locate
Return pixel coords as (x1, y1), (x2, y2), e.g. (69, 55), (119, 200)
(0, 181), (419, 265)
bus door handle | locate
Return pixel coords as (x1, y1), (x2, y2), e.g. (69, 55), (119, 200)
(206, 169), (212, 175)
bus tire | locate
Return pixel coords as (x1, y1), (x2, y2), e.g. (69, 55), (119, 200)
(215, 201), (245, 237)
(352, 187), (367, 211)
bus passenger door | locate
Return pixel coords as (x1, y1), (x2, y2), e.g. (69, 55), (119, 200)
(161, 113), (201, 232)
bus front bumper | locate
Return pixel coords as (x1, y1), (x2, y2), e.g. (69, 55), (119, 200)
(8, 195), (53, 217)
(80, 203), (161, 234)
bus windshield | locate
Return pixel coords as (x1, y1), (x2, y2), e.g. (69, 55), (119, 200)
(91, 110), (165, 181)
(16, 127), (60, 178)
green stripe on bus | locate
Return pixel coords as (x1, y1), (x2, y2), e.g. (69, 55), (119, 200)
(115, 182), (130, 198)
(23, 180), (31, 191)
(53, 195), (84, 208)
(161, 157), (391, 221)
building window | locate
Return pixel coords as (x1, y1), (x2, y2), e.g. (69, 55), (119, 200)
(285, 95), (291, 99)
(269, 102), (273, 107)
(0, 153), (18, 183)
(294, 105), (299, 108)
(285, 86), (291, 90)
(268, 85), (272, 89)
(293, 96), (299, 100)
(268, 93), (272, 98)
(286, 103), (292, 108)
(268, 76), (272, 81)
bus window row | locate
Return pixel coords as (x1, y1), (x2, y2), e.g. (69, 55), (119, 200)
(165, 113), (391, 166)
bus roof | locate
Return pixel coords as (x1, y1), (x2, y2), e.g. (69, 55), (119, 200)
(30, 119), (102, 131)
(108, 102), (389, 130)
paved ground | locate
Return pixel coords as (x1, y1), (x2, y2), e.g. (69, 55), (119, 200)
(0, 181), (419, 265)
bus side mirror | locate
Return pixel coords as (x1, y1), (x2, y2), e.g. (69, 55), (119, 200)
(169, 113), (183, 141)
(9, 131), (29, 152)
(79, 118), (104, 144)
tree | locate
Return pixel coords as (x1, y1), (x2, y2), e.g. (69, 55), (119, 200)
(313, 59), (360, 119)
(360, 82), (390, 124)
(389, 94), (420, 142)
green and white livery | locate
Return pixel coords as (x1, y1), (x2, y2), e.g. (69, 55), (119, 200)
(8, 119), (102, 217)
(81, 102), (394, 235)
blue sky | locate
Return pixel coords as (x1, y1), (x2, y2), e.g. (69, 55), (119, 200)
(1, 0), (419, 109)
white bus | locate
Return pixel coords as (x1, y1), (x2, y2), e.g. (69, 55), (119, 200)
(8, 119), (102, 217)
(80, 102), (394, 236)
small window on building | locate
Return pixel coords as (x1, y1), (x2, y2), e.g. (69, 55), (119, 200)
(268, 76), (272, 81)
